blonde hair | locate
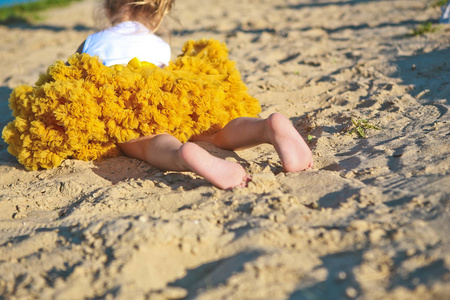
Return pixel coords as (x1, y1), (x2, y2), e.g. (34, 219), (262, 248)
(105, 0), (175, 32)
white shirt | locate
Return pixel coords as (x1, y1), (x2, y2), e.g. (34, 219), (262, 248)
(82, 21), (171, 67)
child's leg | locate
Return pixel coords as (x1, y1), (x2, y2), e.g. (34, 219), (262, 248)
(118, 134), (249, 189)
(194, 113), (313, 172)
(178, 142), (249, 189)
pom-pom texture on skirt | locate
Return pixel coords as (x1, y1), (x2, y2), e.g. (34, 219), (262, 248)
(2, 39), (261, 170)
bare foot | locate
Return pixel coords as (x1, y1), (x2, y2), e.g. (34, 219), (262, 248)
(178, 142), (250, 189)
(266, 113), (313, 172)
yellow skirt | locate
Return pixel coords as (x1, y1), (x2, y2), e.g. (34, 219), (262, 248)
(2, 39), (261, 170)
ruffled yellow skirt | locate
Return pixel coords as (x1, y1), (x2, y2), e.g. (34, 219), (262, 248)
(2, 39), (261, 170)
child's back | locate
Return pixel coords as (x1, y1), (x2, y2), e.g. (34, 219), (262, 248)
(82, 21), (170, 66)
(77, 0), (175, 66)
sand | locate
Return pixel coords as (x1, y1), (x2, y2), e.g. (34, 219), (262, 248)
(1, 0), (449, 299)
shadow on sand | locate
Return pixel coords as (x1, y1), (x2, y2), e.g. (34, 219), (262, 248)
(392, 47), (450, 103)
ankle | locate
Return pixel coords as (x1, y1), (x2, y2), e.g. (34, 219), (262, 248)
(178, 142), (202, 171)
(265, 113), (286, 143)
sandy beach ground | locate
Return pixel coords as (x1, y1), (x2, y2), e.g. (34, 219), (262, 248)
(1, 0), (449, 299)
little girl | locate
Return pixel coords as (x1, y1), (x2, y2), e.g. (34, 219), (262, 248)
(2, 0), (312, 189)
(78, 0), (313, 189)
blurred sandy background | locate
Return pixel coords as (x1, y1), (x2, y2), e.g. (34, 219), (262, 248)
(0, 0), (449, 299)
